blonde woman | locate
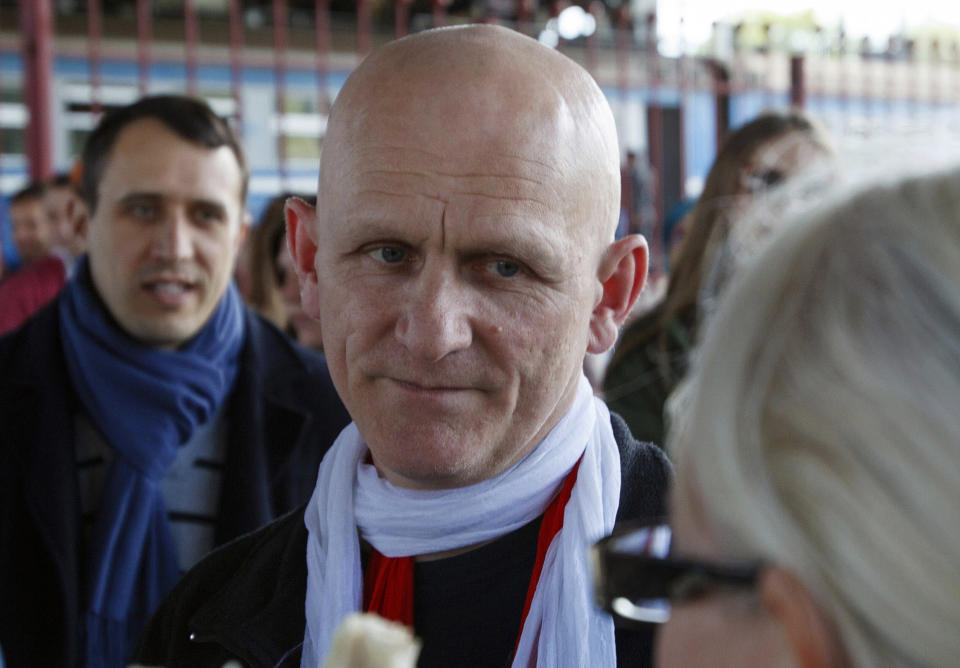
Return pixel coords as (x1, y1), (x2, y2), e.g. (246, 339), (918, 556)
(594, 166), (960, 666)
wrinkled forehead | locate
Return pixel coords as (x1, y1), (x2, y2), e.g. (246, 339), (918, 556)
(319, 34), (619, 253)
(328, 85), (575, 185)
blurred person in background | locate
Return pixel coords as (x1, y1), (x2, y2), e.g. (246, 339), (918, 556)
(44, 171), (89, 276)
(9, 181), (54, 266)
(234, 192), (324, 349)
(603, 110), (833, 448)
(234, 193), (292, 330)
(0, 182), (69, 334)
(0, 198), (6, 279)
(594, 165), (960, 667)
(0, 95), (350, 668)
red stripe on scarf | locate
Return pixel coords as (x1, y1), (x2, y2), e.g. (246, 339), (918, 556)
(362, 457), (583, 652)
(363, 548), (415, 626)
(514, 456), (582, 658)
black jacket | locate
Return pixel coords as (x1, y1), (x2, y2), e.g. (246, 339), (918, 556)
(0, 298), (352, 668)
(135, 414), (671, 667)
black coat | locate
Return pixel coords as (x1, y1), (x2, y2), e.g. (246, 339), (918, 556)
(0, 298), (352, 668)
(134, 414), (672, 668)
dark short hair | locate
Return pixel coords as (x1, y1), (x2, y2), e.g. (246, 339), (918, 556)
(48, 172), (74, 189)
(80, 95), (249, 213)
(10, 181), (46, 206)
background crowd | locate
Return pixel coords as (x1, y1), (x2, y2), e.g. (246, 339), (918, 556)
(1, 15), (959, 668)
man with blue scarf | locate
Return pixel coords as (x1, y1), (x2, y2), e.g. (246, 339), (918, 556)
(0, 95), (351, 668)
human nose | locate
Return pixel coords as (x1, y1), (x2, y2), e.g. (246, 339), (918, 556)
(150, 212), (193, 261)
(394, 268), (473, 361)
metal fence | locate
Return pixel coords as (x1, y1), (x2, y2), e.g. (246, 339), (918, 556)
(5, 1), (960, 270)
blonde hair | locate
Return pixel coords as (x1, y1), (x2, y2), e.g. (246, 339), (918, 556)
(609, 109), (832, 380)
(670, 165), (960, 666)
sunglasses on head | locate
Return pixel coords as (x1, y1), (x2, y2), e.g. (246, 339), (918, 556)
(590, 523), (764, 626)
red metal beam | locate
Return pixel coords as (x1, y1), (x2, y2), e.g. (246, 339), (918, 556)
(273, 0), (289, 187)
(710, 59), (730, 148)
(228, 0), (245, 136)
(316, 0), (331, 157)
(184, 0), (200, 97)
(395, 0), (412, 39)
(315, 0), (331, 113)
(20, 0), (54, 180)
(645, 11), (665, 272)
(517, 0), (532, 36)
(357, 0), (371, 56)
(433, 0), (447, 29)
(762, 22), (774, 108)
(790, 54), (806, 109)
(0, 5), (4, 173)
(137, 0), (152, 96)
(86, 0), (103, 117)
(615, 6), (629, 101)
(616, 7), (632, 223)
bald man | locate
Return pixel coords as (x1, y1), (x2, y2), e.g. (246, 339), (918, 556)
(136, 25), (670, 667)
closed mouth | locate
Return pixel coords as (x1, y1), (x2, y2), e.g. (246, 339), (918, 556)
(391, 378), (472, 392)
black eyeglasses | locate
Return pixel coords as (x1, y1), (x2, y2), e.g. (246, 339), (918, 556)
(590, 523), (764, 626)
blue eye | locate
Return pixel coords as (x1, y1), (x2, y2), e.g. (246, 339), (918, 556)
(492, 260), (520, 277)
(130, 204), (158, 219)
(194, 206), (224, 225)
(370, 247), (406, 263)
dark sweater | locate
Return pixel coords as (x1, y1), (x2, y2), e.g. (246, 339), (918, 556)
(134, 413), (671, 667)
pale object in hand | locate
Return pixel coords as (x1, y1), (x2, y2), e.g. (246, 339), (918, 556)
(321, 613), (421, 668)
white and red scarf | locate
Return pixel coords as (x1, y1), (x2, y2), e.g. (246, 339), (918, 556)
(300, 374), (621, 667)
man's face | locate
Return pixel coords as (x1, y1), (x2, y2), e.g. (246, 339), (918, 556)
(11, 196), (52, 264)
(302, 92), (607, 490)
(86, 118), (246, 349)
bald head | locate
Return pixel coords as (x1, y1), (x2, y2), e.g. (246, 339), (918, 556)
(287, 25), (647, 489)
(320, 25), (621, 247)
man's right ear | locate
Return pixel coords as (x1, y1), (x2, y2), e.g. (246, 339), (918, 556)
(284, 196), (321, 319)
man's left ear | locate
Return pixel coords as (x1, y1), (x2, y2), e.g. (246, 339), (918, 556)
(588, 234), (648, 354)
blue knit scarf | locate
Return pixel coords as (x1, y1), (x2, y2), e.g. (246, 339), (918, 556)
(58, 257), (245, 668)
